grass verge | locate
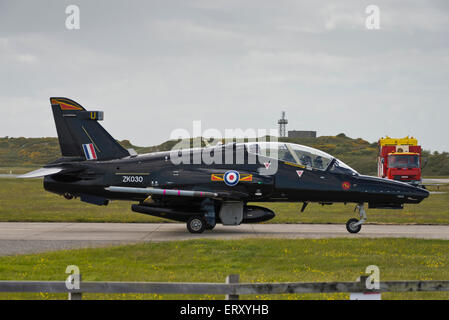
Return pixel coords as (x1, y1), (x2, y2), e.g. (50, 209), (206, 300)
(0, 238), (448, 300)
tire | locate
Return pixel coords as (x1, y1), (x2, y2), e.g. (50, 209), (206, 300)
(187, 216), (206, 234)
(346, 218), (362, 234)
(63, 193), (74, 200)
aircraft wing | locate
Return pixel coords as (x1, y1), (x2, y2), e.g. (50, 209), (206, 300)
(17, 167), (64, 178)
(105, 186), (219, 198)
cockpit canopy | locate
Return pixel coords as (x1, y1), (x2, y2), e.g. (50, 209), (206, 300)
(245, 142), (358, 175)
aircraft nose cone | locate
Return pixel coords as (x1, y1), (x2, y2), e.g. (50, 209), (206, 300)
(358, 175), (429, 204)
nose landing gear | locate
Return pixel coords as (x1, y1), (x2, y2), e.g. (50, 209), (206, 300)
(346, 203), (367, 234)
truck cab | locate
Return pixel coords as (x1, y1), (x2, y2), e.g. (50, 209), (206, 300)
(378, 136), (423, 187)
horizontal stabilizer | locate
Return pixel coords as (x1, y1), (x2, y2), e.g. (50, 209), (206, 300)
(105, 186), (218, 198)
(17, 167), (63, 178)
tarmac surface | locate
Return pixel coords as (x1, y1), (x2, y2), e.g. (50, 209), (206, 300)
(0, 222), (448, 256)
(0, 174), (18, 178)
(422, 178), (449, 184)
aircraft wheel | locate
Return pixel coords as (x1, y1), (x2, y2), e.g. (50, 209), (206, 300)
(63, 193), (74, 200)
(187, 216), (206, 234)
(346, 218), (362, 234)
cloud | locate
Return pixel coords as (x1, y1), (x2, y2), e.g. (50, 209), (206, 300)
(15, 53), (37, 63)
(0, 37), (37, 64)
(0, 0), (448, 152)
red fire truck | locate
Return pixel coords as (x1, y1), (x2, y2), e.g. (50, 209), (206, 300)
(378, 136), (424, 187)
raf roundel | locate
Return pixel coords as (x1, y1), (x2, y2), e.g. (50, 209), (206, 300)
(342, 181), (351, 191)
(223, 170), (240, 186)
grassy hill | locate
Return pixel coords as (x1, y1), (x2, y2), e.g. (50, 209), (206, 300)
(1, 135), (448, 176)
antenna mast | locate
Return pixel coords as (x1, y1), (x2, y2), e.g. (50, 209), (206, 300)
(277, 111), (288, 137)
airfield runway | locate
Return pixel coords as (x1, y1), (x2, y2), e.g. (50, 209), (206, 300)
(0, 222), (448, 256)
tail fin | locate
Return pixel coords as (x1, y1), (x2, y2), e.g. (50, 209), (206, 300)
(50, 97), (129, 161)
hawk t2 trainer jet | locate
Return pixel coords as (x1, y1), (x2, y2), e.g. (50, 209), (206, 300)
(20, 98), (429, 234)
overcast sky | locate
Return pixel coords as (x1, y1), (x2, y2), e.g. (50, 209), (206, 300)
(1, 0), (448, 151)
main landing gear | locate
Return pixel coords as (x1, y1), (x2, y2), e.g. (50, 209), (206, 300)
(186, 215), (216, 233)
(346, 203), (367, 234)
(186, 198), (216, 234)
(187, 216), (206, 234)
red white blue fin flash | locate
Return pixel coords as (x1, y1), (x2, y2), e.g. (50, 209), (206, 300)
(82, 143), (97, 160)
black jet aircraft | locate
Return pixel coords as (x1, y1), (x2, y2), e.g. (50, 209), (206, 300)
(20, 98), (429, 234)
